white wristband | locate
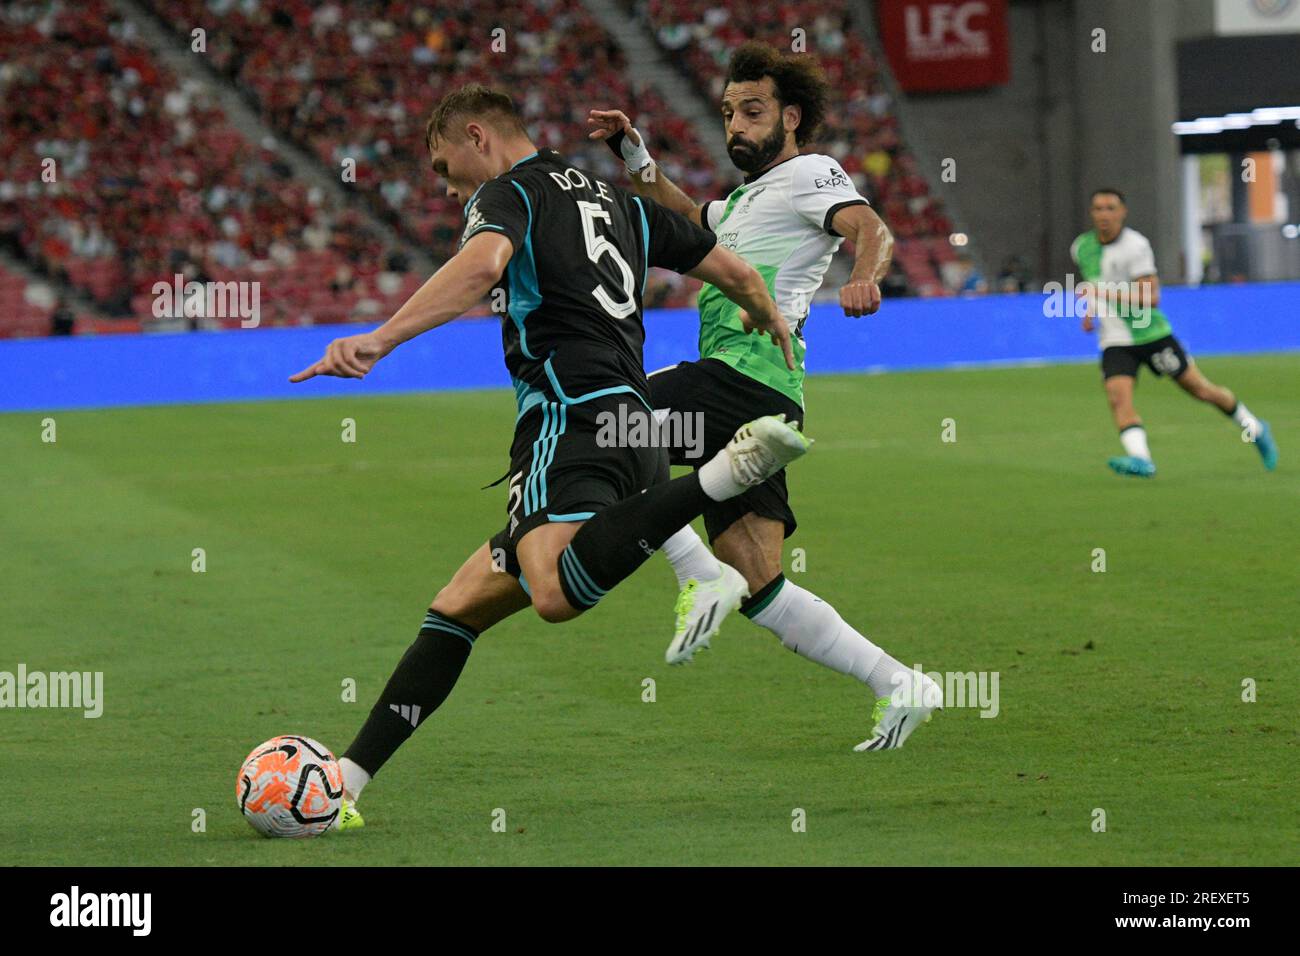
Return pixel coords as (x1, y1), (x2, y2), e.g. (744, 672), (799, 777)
(620, 128), (653, 174)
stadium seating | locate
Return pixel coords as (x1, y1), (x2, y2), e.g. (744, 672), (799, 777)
(0, 261), (123, 338)
(0, 0), (407, 327)
(1, 0), (963, 337)
(0, 263), (53, 338)
(141, 0), (723, 308)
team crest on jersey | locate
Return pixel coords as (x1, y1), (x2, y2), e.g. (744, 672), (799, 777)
(460, 205), (485, 247)
(737, 186), (767, 215)
(814, 166), (850, 190)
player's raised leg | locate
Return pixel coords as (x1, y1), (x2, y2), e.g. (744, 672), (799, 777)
(516, 520), (584, 622)
(1174, 364), (1277, 470)
(520, 414), (811, 622)
(335, 541), (531, 825)
(1104, 374), (1157, 477)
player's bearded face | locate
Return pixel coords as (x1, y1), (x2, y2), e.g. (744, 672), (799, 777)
(727, 112), (787, 174)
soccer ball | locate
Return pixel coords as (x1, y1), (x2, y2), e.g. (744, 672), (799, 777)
(236, 735), (343, 838)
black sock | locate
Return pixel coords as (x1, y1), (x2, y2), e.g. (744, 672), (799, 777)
(343, 610), (478, 777)
(558, 471), (711, 609)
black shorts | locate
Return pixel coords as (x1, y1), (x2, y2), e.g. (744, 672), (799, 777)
(648, 358), (803, 542)
(1101, 335), (1191, 380)
(488, 393), (663, 585)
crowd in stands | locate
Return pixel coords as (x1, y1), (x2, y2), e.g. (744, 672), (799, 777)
(0, 262), (83, 337)
(143, 0), (723, 309)
(0, 0), (975, 339)
(0, 0), (416, 336)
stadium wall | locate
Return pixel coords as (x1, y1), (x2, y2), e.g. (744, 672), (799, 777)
(3, 282), (1297, 412)
(889, 0), (1216, 285)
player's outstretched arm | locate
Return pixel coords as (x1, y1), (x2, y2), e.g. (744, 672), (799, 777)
(688, 245), (795, 370)
(587, 109), (704, 226)
(831, 203), (894, 318)
(289, 233), (513, 382)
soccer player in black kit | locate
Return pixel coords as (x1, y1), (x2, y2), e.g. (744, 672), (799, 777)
(289, 85), (811, 827)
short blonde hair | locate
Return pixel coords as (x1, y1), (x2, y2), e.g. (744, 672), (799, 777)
(425, 84), (526, 151)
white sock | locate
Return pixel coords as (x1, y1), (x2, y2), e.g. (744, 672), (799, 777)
(697, 449), (746, 501)
(339, 757), (371, 802)
(1119, 425), (1152, 461)
(748, 578), (909, 698)
(661, 525), (722, 587)
(1231, 401), (1260, 438)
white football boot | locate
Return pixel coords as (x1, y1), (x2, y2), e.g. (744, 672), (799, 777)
(721, 413), (811, 487)
(854, 671), (943, 752)
(665, 563), (750, 664)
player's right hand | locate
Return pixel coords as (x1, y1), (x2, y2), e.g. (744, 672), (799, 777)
(289, 332), (390, 382)
(840, 279), (882, 318)
(587, 109), (640, 145)
(738, 306), (797, 371)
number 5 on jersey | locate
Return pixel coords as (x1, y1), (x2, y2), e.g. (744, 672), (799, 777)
(577, 200), (636, 319)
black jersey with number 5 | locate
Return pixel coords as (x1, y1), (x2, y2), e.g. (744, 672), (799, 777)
(458, 149), (716, 413)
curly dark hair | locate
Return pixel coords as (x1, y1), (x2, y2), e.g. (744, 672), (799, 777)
(425, 84), (527, 151)
(724, 41), (830, 147)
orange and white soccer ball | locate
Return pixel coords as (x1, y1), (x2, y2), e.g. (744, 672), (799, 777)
(236, 735), (344, 838)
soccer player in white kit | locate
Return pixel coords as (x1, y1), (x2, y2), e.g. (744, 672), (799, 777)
(1071, 188), (1277, 478)
(588, 42), (940, 751)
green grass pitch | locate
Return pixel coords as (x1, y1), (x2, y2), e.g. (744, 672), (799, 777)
(3, 354), (1297, 865)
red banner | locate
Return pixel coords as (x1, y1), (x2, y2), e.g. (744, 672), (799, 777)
(877, 0), (1010, 92)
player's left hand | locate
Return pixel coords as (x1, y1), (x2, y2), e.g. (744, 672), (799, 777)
(290, 332), (391, 382)
(737, 307), (796, 370)
(840, 279), (881, 318)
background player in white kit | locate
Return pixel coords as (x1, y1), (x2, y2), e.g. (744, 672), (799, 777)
(589, 42), (940, 751)
(1071, 188), (1278, 478)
